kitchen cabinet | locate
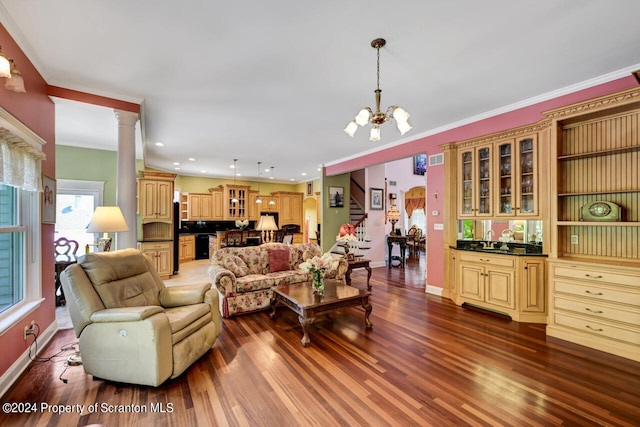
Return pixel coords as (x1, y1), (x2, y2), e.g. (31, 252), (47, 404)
(276, 191), (303, 227)
(180, 192), (189, 221)
(210, 187), (224, 220)
(259, 195), (279, 213)
(178, 234), (195, 263)
(138, 241), (173, 279)
(247, 190), (260, 221)
(188, 193), (213, 220)
(223, 185), (249, 220)
(137, 171), (176, 223)
(454, 250), (546, 323)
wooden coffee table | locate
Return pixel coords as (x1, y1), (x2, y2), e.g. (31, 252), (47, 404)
(270, 279), (372, 347)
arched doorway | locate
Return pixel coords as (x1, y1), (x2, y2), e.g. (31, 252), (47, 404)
(303, 196), (318, 243)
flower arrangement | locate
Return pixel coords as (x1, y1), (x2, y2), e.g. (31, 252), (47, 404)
(235, 219), (249, 230)
(299, 253), (340, 294)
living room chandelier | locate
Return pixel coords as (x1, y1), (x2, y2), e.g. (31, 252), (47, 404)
(343, 38), (411, 141)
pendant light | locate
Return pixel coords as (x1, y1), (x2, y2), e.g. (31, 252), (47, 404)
(231, 159), (238, 203)
(256, 162), (263, 204)
(268, 166), (276, 205)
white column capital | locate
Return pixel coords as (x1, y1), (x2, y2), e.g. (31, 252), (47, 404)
(114, 109), (139, 127)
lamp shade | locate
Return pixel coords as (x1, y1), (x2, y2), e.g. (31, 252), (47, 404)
(86, 206), (129, 233)
(386, 204), (400, 223)
(256, 215), (278, 231)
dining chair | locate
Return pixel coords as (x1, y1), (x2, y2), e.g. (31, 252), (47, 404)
(54, 236), (79, 256)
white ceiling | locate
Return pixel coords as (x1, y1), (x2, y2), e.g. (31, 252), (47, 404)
(2, 1), (640, 183)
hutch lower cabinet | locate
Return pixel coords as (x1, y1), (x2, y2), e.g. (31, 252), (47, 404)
(453, 250), (547, 323)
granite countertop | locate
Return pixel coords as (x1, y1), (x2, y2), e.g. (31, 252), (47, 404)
(453, 240), (547, 257)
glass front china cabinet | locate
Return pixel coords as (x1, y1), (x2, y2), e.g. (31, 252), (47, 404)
(496, 136), (538, 217)
(459, 145), (493, 217)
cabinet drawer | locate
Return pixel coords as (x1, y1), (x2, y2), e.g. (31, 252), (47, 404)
(553, 296), (640, 325)
(553, 265), (639, 287)
(553, 280), (640, 307)
(553, 312), (640, 345)
(458, 252), (515, 268)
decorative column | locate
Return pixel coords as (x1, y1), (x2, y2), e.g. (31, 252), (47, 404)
(114, 109), (139, 249)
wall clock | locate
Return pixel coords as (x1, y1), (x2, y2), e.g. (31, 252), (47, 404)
(579, 201), (622, 221)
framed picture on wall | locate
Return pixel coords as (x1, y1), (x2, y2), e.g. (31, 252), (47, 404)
(329, 186), (344, 208)
(413, 154), (427, 175)
(42, 174), (56, 224)
(370, 188), (384, 210)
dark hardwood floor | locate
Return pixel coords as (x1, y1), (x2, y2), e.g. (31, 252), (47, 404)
(2, 254), (639, 426)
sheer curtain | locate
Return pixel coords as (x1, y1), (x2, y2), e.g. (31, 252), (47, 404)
(0, 129), (45, 191)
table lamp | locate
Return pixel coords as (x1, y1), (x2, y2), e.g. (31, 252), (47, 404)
(386, 203), (400, 233)
(86, 206), (129, 251)
(256, 215), (278, 243)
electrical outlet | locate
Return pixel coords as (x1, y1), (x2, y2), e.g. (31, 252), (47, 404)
(23, 320), (35, 340)
(570, 235), (579, 245)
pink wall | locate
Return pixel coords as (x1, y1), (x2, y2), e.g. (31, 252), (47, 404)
(426, 160), (444, 289)
(0, 24), (56, 377)
(326, 76), (639, 290)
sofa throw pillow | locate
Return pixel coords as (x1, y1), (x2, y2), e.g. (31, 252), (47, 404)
(224, 255), (249, 277)
(269, 247), (290, 273)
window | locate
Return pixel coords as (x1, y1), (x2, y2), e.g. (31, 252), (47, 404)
(56, 179), (104, 251)
(0, 184), (24, 313)
(0, 108), (45, 333)
(0, 184), (40, 332)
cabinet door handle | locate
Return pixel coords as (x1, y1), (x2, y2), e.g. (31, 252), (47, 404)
(585, 325), (604, 332)
(585, 308), (604, 314)
(479, 258), (490, 262)
(585, 274), (603, 279)
(585, 290), (604, 296)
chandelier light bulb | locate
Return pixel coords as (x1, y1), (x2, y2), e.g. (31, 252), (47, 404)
(355, 109), (371, 126)
(370, 126), (381, 141)
(344, 121), (358, 137)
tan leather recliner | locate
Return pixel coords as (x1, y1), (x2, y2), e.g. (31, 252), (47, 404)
(60, 248), (220, 386)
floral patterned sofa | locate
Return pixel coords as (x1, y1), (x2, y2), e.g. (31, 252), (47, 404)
(208, 242), (348, 317)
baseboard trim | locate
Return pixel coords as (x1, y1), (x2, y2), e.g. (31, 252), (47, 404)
(426, 284), (443, 296)
(0, 321), (58, 398)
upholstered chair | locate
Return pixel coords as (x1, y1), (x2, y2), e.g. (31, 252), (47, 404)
(60, 248), (220, 386)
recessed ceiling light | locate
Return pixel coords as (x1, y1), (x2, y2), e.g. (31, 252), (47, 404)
(301, 172), (307, 176)
(155, 142), (164, 147)
(173, 162), (180, 166)
(174, 167), (180, 170)
(264, 168), (270, 172)
(201, 170), (207, 173)
(188, 158), (196, 161)
(290, 178), (295, 181)
(317, 168), (322, 172)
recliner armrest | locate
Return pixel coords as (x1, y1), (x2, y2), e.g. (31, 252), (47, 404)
(90, 306), (165, 322)
(160, 283), (211, 307)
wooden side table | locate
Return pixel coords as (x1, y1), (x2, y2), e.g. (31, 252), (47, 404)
(345, 258), (372, 291)
(387, 235), (407, 268)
